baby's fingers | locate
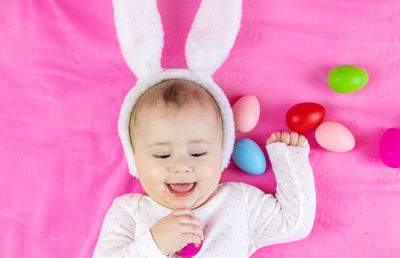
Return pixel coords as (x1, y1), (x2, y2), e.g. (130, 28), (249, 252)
(182, 233), (203, 245)
(172, 209), (194, 217)
(274, 132), (281, 141)
(289, 132), (299, 146)
(266, 132), (282, 145)
(266, 133), (278, 145)
(297, 135), (306, 146)
(180, 224), (204, 240)
(177, 215), (202, 227)
(280, 132), (290, 145)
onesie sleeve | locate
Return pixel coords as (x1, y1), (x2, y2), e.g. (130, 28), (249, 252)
(241, 140), (316, 251)
(92, 195), (169, 258)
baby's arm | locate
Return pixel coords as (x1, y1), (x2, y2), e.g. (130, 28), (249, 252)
(243, 131), (316, 251)
(92, 195), (167, 258)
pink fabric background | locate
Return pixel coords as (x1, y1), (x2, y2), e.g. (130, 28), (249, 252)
(1, 0), (399, 257)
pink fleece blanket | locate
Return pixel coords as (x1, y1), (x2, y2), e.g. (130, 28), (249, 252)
(1, 1), (399, 257)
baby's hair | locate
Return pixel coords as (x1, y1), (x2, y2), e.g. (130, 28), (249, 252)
(129, 78), (223, 149)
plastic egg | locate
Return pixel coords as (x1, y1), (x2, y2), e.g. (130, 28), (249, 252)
(232, 138), (266, 175)
(379, 128), (400, 168)
(176, 240), (203, 257)
(328, 65), (369, 93)
(286, 102), (326, 133)
(315, 121), (355, 152)
(232, 95), (260, 133)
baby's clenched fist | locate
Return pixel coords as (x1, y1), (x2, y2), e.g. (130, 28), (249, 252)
(266, 131), (307, 146)
(150, 208), (204, 256)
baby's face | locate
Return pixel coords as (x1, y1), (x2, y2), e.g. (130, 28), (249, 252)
(132, 102), (223, 210)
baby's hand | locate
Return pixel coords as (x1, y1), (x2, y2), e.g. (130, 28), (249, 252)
(266, 131), (307, 146)
(150, 209), (204, 256)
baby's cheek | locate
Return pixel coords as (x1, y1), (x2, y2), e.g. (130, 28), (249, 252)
(199, 160), (219, 174)
(198, 169), (220, 188)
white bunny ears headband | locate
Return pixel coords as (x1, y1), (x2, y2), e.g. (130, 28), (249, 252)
(114, 0), (242, 178)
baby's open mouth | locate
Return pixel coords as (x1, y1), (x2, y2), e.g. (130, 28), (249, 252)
(167, 182), (196, 193)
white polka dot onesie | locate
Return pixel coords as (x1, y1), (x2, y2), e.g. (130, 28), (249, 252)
(93, 141), (316, 257)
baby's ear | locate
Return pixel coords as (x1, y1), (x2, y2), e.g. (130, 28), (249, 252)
(185, 0), (242, 75)
(113, 0), (164, 79)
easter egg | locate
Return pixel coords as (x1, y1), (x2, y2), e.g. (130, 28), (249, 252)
(328, 65), (369, 93)
(379, 128), (400, 168)
(232, 138), (266, 175)
(286, 102), (326, 133)
(176, 240), (203, 257)
(315, 121), (355, 152)
(232, 95), (260, 133)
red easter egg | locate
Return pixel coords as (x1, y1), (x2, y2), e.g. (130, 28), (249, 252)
(286, 102), (326, 133)
(176, 240), (203, 257)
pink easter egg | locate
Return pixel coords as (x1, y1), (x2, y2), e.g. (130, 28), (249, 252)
(232, 95), (260, 133)
(315, 121), (355, 152)
(379, 128), (400, 168)
(175, 240), (203, 257)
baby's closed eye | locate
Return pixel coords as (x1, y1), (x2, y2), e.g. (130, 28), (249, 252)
(154, 154), (171, 159)
(191, 152), (207, 157)
(153, 152), (207, 159)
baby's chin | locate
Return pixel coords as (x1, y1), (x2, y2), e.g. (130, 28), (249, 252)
(164, 194), (205, 210)
(163, 190), (209, 210)
(158, 198), (198, 210)
(169, 199), (207, 210)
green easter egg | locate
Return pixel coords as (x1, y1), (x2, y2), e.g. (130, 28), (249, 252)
(328, 65), (369, 93)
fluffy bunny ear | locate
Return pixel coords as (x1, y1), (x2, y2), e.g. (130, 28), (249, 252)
(185, 0), (242, 75)
(113, 0), (164, 79)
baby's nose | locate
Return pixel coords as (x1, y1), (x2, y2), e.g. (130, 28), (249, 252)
(170, 156), (193, 173)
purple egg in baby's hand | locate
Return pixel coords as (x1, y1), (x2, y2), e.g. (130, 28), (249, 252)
(175, 240), (203, 257)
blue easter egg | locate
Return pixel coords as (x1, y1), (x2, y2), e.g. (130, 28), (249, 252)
(232, 138), (266, 175)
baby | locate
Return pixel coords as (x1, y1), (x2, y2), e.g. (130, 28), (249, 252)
(92, 79), (316, 257)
